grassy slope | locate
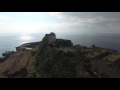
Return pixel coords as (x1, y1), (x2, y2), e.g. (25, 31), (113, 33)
(33, 41), (93, 78)
(0, 40), (120, 78)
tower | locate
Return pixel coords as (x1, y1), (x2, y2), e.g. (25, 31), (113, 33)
(43, 32), (56, 43)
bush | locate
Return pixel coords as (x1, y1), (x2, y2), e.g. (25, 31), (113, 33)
(34, 41), (93, 78)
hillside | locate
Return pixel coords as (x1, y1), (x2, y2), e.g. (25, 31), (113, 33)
(0, 51), (34, 78)
(1, 32), (120, 78)
(34, 41), (93, 78)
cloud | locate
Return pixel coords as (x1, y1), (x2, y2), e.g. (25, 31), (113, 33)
(49, 12), (120, 32)
(49, 12), (120, 24)
(0, 14), (11, 20)
(0, 12), (120, 33)
(49, 12), (64, 18)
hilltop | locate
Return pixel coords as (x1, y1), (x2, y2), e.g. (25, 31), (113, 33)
(1, 32), (120, 78)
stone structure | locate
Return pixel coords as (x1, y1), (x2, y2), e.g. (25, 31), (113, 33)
(92, 45), (96, 48)
(16, 41), (40, 52)
(43, 32), (73, 47)
(16, 32), (73, 52)
(43, 32), (56, 43)
(74, 44), (81, 48)
(55, 39), (73, 47)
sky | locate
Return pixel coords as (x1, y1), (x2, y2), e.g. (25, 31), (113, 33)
(0, 12), (120, 34)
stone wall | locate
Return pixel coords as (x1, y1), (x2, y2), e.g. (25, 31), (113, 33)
(56, 39), (73, 47)
(43, 32), (56, 43)
(48, 34), (56, 43)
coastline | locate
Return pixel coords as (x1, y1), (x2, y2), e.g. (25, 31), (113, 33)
(0, 40), (119, 62)
(0, 32), (120, 78)
(0, 41), (40, 61)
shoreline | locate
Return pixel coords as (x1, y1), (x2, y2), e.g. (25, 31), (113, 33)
(1, 32), (120, 78)
(0, 41), (40, 59)
(0, 41), (119, 59)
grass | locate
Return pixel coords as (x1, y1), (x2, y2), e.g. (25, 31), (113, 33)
(26, 55), (36, 78)
(60, 47), (75, 53)
(86, 51), (102, 59)
(34, 44), (93, 78)
(106, 54), (120, 62)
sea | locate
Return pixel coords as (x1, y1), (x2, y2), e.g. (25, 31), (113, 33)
(0, 33), (120, 57)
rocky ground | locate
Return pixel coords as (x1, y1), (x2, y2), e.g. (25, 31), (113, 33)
(0, 51), (34, 78)
(1, 43), (120, 78)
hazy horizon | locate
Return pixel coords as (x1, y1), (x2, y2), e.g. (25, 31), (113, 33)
(0, 12), (120, 34)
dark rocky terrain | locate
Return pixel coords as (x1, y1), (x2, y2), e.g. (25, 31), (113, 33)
(1, 33), (120, 78)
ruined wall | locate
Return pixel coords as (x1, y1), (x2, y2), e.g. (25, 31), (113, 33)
(44, 33), (56, 43)
(16, 47), (21, 52)
(56, 39), (73, 47)
(48, 35), (56, 43)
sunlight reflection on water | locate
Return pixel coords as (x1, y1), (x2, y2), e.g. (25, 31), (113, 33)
(19, 35), (34, 40)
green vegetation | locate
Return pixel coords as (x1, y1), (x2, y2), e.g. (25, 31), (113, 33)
(106, 54), (120, 62)
(1, 33), (120, 78)
(29, 39), (120, 78)
(27, 56), (36, 78)
(33, 41), (93, 78)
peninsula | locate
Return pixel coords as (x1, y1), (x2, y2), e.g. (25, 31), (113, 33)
(0, 32), (120, 78)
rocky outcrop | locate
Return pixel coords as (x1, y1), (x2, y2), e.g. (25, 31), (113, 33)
(0, 57), (6, 63)
(3, 67), (27, 78)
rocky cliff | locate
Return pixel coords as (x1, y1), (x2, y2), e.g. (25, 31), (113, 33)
(1, 33), (120, 78)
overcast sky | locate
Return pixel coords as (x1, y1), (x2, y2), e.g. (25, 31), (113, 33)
(0, 12), (120, 34)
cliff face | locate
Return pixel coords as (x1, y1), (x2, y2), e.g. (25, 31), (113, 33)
(0, 51), (34, 78)
(1, 39), (120, 78)
(0, 38), (91, 78)
(1, 33), (120, 78)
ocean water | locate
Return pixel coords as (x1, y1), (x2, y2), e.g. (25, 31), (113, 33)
(0, 33), (120, 57)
